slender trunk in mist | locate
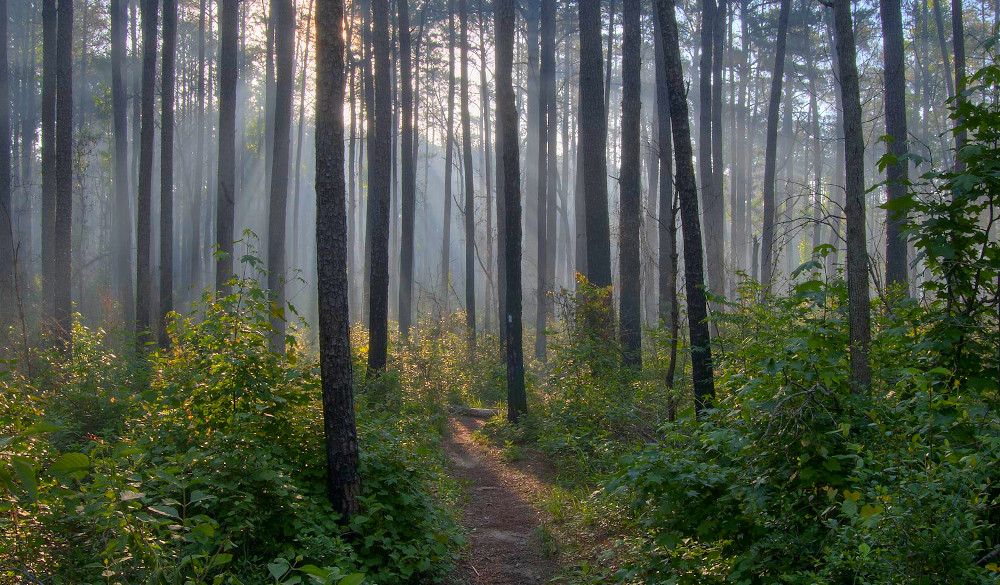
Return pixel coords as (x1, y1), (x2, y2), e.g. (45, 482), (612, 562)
(560, 37), (572, 287)
(524, 0), (539, 284)
(655, 0), (715, 415)
(707, 0), (725, 297)
(479, 0), (494, 335)
(0, 0), (11, 313)
(880, 0), (910, 290)
(619, 0), (641, 368)
(267, 0), (294, 354)
(579, 0), (612, 289)
(398, 0), (415, 341)
(265, 9), (275, 199)
(367, 0), (392, 373)
(135, 0), (157, 348)
(292, 0), (315, 276)
(604, 0), (616, 119)
(807, 41), (823, 256)
(160, 0), (177, 348)
(190, 0), (206, 297)
(54, 0), (73, 345)
(496, 69), (507, 346)
(315, 0), (360, 518)
(653, 1), (679, 408)
(41, 0), (55, 323)
(760, 0), (790, 289)
(931, 0), (954, 98)
(459, 0), (476, 351)
(441, 4), (455, 318)
(951, 0), (966, 169)
(216, 0), (238, 291)
(698, 0), (715, 289)
(534, 0), (555, 361)
(496, 0), (526, 422)
(544, 1), (558, 336)
(831, 0), (872, 392)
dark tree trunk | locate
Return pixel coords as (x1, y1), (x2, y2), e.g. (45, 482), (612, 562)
(398, 0), (415, 340)
(366, 0), (392, 373)
(267, 0), (294, 353)
(41, 0), (56, 323)
(315, 0), (360, 517)
(216, 0), (238, 292)
(931, 0), (954, 98)
(578, 0), (611, 289)
(880, 0), (909, 290)
(706, 0), (725, 296)
(951, 0), (966, 168)
(440, 3), (455, 317)
(831, 0), (872, 392)
(160, 0), (177, 348)
(603, 0), (615, 119)
(479, 0), (494, 335)
(534, 0), (555, 361)
(190, 0), (206, 298)
(135, 0), (157, 349)
(733, 0), (749, 272)
(618, 0), (641, 368)
(698, 0), (715, 290)
(760, 0), (790, 288)
(655, 0), (716, 415)
(459, 0), (476, 351)
(111, 0), (131, 319)
(496, 0), (525, 421)
(53, 0), (73, 345)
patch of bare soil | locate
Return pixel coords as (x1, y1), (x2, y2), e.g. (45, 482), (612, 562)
(443, 415), (558, 585)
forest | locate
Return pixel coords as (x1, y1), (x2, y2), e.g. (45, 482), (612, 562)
(1, 0), (999, 581)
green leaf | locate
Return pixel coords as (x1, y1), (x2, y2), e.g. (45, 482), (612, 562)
(210, 553), (233, 567)
(12, 456), (37, 501)
(49, 452), (91, 476)
(339, 575), (365, 585)
(148, 505), (180, 519)
(268, 561), (290, 581)
(22, 423), (65, 436)
(842, 498), (858, 517)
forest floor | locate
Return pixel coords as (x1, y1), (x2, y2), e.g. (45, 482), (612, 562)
(443, 415), (559, 585)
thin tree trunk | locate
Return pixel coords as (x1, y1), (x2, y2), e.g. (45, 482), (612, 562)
(366, 0), (392, 373)
(315, 0), (360, 518)
(159, 0), (177, 348)
(706, 0), (725, 296)
(0, 0), (10, 316)
(951, 0), (966, 168)
(831, 0), (872, 392)
(54, 0), (73, 346)
(479, 0), (494, 335)
(698, 0), (715, 289)
(292, 0), (315, 276)
(41, 0), (56, 323)
(534, 0), (555, 361)
(190, 0), (206, 298)
(760, 0), (790, 288)
(398, 0), (415, 340)
(618, 0), (641, 368)
(496, 0), (526, 422)
(655, 0), (716, 415)
(216, 0), (238, 291)
(135, 0), (157, 347)
(880, 0), (909, 290)
(441, 3), (455, 318)
(931, 0), (955, 98)
(460, 0), (476, 351)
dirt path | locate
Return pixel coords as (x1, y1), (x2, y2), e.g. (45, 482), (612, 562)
(443, 415), (558, 585)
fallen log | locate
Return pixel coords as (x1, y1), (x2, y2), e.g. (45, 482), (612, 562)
(447, 405), (500, 419)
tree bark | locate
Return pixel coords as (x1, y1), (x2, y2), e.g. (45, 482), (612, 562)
(135, 0), (157, 349)
(655, 0), (716, 415)
(479, 0), (494, 335)
(951, 0), (966, 169)
(0, 0), (11, 314)
(216, 0), (238, 292)
(460, 0), (476, 352)
(534, 0), (555, 361)
(496, 0), (526, 421)
(315, 0), (360, 517)
(440, 3), (455, 318)
(53, 0), (73, 346)
(41, 0), (56, 324)
(760, 0), (790, 288)
(190, 0), (206, 298)
(398, 0), (415, 340)
(366, 0), (393, 373)
(880, 0), (909, 290)
(706, 0), (725, 297)
(266, 0), (294, 354)
(160, 0), (177, 348)
(578, 0), (612, 289)
(831, 0), (872, 392)
(698, 0), (715, 290)
(618, 0), (641, 368)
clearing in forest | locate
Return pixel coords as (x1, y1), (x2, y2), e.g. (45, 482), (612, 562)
(443, 415), (558, 585)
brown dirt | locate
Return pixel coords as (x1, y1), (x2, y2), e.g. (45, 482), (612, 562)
(443, 415), (558, 585)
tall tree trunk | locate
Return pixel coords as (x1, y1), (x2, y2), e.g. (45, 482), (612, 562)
(807, 37), (823, 256)
(216, 0), (238, 291)
(733, 0), (749, 273)
(603, 0), (616, 118)
(698, 0), (715, 289)
(655, 0), (716, 415)
(831, 0), (872, 392)
(579, 0), (612, 289)
(366, 0), (392, 373)
(880, 0), (909, 290)
(315, 0), (360, 518)
(41, 0), (56, 323)
(951, 0), (966, 168)
(931, 0), (954, 98)
(159, 0), (177, 348)
(190, 0), (206, 298)
(267, 0), (294, 354)
(760, 0), (790, 288)
(441, 3), (455, 318)
(54, 0), (73, 345)
(398, 0), (415, 341)
(496, 0), (526, 422)
(534, 0), (555, 361)
(479, 0), (494, 335)
(618, 0), (641, 368)
(135, 0), (157, 348)
(0, 0), (11, 315)
(459, 0), (476, 352)
(706, 0), (725, 296)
